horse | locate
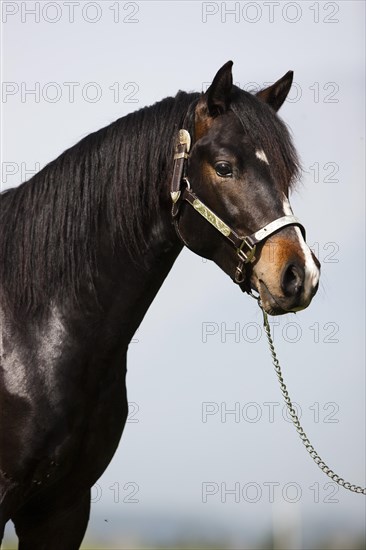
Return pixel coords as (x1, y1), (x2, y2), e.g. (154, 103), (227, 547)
(0, 61), (320, 548)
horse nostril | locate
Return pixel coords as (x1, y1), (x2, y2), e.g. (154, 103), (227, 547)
(281, 263), (304, 298)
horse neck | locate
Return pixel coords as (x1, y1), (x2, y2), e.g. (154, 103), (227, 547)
(90, 199), (183, 346)
(2, 93), (194, 337)
(89, 100), (191, 340)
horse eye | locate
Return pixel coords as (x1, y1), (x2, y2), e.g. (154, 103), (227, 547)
(215, 162), (233, 178)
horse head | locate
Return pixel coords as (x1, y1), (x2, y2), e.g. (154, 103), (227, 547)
(174, 61), (320, 315)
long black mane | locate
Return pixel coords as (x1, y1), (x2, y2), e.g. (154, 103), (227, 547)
(0, 86), (299, 314)
(0, 91), (197, 313)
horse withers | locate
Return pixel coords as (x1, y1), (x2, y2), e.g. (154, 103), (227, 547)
(0, 61), (320, 548)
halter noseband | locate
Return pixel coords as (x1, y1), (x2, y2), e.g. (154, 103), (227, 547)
(170, 128), (306, 288)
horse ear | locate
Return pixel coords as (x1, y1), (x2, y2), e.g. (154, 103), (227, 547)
(256, 71), (293, 111)
(205, 60), (234, 116)
(194, 61), (233, 139)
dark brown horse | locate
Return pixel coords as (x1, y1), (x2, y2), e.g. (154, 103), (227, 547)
(0, 61), (320, 548)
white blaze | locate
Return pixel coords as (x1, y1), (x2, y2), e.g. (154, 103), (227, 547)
(282, 196), (320, 297)
(255, 149), (269, 165)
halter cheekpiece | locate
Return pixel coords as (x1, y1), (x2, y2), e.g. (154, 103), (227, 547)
(170, 128), (306, 288)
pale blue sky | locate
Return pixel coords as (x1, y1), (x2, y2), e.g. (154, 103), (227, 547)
(1, 1), (365, 548)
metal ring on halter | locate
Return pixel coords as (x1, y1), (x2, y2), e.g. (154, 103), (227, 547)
(234, 261), (246, 284)
(182, 177), (191, 190)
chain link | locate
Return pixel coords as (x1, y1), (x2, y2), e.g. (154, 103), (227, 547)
(255, 296), (366, 496)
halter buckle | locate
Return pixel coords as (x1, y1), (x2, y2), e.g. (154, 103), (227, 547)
(174, 151), (189, 161)
(177, 129), (191, 152)
(171, 130), (192, 217)
(237, 239), (257, 264)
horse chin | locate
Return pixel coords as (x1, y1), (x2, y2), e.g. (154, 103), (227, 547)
(256, 281), (288, 316)
(252, 279), (306, 316)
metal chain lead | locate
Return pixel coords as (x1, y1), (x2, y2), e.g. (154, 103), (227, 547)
(254, 296), (366, 496)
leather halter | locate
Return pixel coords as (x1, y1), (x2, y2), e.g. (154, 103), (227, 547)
(170, 128), (306, 287)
